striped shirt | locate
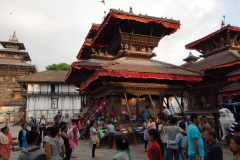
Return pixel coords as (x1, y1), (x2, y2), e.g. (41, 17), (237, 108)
(230, 122), (238, 135)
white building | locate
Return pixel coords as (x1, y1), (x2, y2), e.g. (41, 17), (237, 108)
(17, 70), (82, 121)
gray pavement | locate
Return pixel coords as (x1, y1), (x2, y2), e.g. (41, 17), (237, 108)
(0, 123), (233, 160)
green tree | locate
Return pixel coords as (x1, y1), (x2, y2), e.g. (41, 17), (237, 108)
(46, 63), (71, 70)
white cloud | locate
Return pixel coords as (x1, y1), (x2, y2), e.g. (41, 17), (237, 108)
(0, 0), (238, 71)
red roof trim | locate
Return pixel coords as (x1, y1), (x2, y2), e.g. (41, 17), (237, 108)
(202, 60), (240, 72)
(222, 91), (240, 96)
(228, 75), (240, 81)
(79, 71), (202, 90)
(85, 26), (99, 39)
(93, 13), (180, 42)
(185, 25), (240, 50)
(77, 42), (107, 60)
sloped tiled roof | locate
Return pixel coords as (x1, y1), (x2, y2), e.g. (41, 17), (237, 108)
(17, 70), (68, 83)
(184, 50), (240, 71)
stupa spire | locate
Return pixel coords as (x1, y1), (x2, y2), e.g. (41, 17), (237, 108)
(9, 31), (18, 42)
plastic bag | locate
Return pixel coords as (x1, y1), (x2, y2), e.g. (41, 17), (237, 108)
(98, 129), (105, 139)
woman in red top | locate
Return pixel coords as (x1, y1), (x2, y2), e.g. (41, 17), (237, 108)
(147, 129), (163, 160)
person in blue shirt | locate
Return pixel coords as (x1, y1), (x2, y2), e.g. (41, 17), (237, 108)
(141, 106), (150, 122)
(203, 128), (223, 160)
(167, 122), (187, 160)
(107, 120), (115, 149)
(184, 114), (204, 160)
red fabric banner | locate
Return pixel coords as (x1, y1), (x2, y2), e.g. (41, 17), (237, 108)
(222, 91), (240, 96)
(79, 71), (202, 90)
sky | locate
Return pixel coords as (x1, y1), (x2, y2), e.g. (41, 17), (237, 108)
(0, 0), (240, 71)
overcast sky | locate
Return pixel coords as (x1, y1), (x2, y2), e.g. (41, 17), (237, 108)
(0, 0), (240, 71)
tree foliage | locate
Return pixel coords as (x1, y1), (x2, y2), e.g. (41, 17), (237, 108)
(46, 63), (71, 70)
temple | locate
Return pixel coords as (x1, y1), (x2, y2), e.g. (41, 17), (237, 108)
(65, 8), (202, 142)
(0, 31), (36, 122)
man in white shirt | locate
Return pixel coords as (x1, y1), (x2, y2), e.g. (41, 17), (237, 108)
(39, 115), (47, 139)
(163, 106), (173, 120)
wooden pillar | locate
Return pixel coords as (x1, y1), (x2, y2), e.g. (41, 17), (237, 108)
(213, 113), (220, 139)
(166, 96), (169, 108)
(136, 96), (139, 122)
(111, 94), (114, 111)
(159, 96), (163, 117)
(124, 93), (137, 145)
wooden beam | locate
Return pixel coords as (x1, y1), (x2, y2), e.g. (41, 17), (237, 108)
(149, 94), (157, 117)
(124, 93), (137, 145)
(173, 94), (189, 122)
(159, 95), (163, 116)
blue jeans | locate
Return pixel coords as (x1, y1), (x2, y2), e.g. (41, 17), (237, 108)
(163, 143), (167, 160)
(179, 147), (187, 160)
(188, 155), (204, 160)
(167, 148), (179, 160)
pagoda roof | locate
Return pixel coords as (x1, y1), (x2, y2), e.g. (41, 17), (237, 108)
(65, 56), (202, 90)
(221, 81), (240, 96)
(93, 8), (180, 44)
(17, 70), (68, 83)
(0, 49), (31, 61)
(184, 50), (240, 72)
(183, 52), (199, 61)
(185, 25), (240, 50)
(226, 68), (240, 81)
(4, 97), (26, 106)
(0, 41), (26, 50)
(85, 24), (100, 40)
(0, 59), (35, 67)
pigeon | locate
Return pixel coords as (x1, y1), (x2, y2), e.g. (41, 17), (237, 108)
(101, 0), (105, 5)
(10, 13), (12, 14)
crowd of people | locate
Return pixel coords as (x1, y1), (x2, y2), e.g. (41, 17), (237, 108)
(2, 109), (240, 160)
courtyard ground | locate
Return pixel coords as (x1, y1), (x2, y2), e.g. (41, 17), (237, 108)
(0, 123), (233, 160)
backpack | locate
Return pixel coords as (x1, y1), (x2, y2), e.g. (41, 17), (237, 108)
(22, 146), (47, 160)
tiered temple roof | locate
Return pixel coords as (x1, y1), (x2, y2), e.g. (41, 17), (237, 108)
(66, 8), (202, 95)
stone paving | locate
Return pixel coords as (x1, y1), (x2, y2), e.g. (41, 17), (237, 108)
(0, 123), (233, 160)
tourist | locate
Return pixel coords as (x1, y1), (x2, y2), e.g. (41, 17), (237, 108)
(84, 119), (90, 138)
(54, 111), (62, 126)
(234, 124), (240, 136)
(163, 106), (173, 120)
(230, 136), (240, 159)
(31, 126), (42, 146)
(203, 128), (223, 160)
(184, 113), (204, 160)
(147, 116), (156, 130)
(167, 122), (187, 160)
(18, 122), (29, 151)
(0, 126), (14, 160)
(43, 127), (50, 150)
(165, 117), (185, 160)
(113, 136), (132, 160)
(45, 126), (65, 160)
(199, 116), (211, 132)
(143, 120), (148, 152)
(230, 113), (240, 135)
(39, 115), (47, 138)
(159, 117), (168, 160)
(17, 131), (47, 160)
(147, 129), (163, 160)
(61, 125), (72, 160)
(177, 117), (188, 130)
(142, 106), (150, 122)
(107, 120), (115, 149)
(77, 116), (84, 140)
(60, 113), (71, 125)
(90, 120), (98, 159)
(69, 119), (78, 158)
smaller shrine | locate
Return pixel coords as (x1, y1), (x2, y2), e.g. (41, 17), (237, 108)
(0, 32), (36, 123)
